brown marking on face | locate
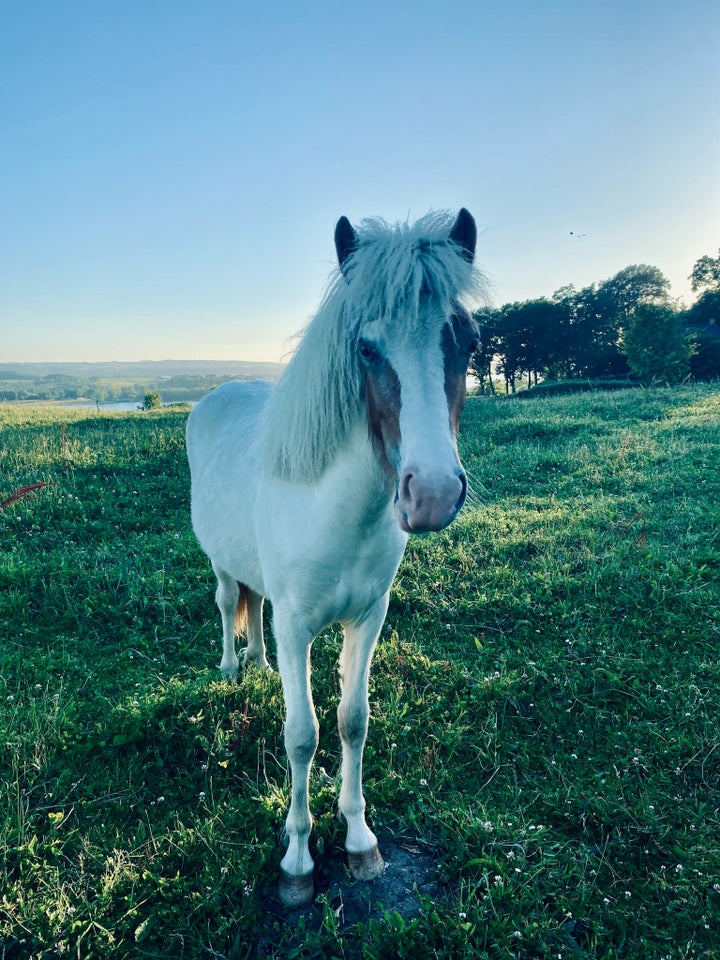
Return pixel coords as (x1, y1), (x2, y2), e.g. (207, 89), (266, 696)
(443, 306), (479, 434)
(364, 357), (401, 477)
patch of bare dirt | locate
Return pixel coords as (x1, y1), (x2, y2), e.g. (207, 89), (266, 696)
(258, 833), (443, 933)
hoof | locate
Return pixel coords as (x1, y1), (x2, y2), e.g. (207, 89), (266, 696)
(242, 649), (272, 671)
(348, 844), (385, 881)
(278, 868), (314, 907)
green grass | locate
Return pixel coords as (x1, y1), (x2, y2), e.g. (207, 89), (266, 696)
(1, 386), (719, 958)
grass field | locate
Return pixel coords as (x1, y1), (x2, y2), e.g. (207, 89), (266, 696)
(1, 385), (719, 959)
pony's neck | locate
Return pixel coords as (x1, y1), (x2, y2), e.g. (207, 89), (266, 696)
(316, 411), (397, 522)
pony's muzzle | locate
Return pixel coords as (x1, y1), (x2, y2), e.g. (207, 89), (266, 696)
(396, 467), (467, 533)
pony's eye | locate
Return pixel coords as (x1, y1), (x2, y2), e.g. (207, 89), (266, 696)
(358, 338), (382, 365)
(467, 338), (479, 356)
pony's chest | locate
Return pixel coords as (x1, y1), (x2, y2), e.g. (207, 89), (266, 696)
(290, 536), (405, 630)
(260, 500), (405, 630)
(258, 437), (407, 626)
(330, 526), (405, 603)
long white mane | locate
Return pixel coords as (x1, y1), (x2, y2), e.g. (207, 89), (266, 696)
(261, 211), (487, 483)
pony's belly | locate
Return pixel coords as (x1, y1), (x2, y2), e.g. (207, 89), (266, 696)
(214, 541), (265, 596)
(190, 470), (265, 593)
(191, 502), (264, 594)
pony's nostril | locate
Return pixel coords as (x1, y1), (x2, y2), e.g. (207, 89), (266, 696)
(456, 470), (467, 508)
(399, 471), (414, 504)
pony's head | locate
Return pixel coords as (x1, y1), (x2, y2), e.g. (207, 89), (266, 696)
(335, 209), (482, 533)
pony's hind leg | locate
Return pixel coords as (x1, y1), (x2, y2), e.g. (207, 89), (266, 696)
(243, 589), (269, 669)
(337, 594), (389, 882)
(213, 565), (269, 677)
(213, 565), (243, 679)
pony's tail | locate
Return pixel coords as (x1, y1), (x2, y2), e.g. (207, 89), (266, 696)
(235, 582), (249, 637)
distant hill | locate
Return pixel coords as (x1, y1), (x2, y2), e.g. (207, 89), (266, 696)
(0, 359), (287, 403)
(0, 360), (285, 381)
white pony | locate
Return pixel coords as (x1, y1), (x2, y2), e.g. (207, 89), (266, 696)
(186, 209), (483, 906)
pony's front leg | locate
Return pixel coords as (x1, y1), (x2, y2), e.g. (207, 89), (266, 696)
(274, 609), (318, 907)
(338, 594), (389, 882)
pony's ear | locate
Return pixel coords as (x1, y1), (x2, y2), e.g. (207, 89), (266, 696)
(449, 208), (476, 263)
(335, 216), (358, 278)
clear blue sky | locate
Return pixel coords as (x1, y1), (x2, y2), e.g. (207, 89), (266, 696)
(3, 0), (719, 362)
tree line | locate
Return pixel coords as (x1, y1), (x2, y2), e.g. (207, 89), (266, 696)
(471, 248), (720, 393)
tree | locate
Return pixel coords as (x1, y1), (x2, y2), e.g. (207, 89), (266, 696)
(470, 312), (501, 393)
(689, 249), (720, 293)
(620, 303), (691, 384)
(510, 298), (569, 386)
(684, 289), (720, 327)
(142, 391), (163, 410)
(551, 283), (627, 378)
(688, 329), (720, 380)
(597, 264), (670, 319)
(683, 290), (720, 379)
(548, 266), (671, 379)
(492, 303), (529, 393)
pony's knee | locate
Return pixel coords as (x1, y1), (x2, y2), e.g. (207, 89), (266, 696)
(285, 718), (319, 765)
(338, 702), (369, 747)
